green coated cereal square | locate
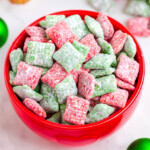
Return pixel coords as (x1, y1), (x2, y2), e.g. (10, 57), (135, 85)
(13, 85), (43, 101)
(26, 41), (55, 68)
(92, 74), (117, 98)
(9, 70), (16, 85)
(53, 42), (84, 72)
(40, 83), (59, 113)
(55, 75), (77, 104)
(47, 112), (61, 123)
(65, 14), (90, 39)
(9, 48), (23, 73)
(85, 15), (104, 39)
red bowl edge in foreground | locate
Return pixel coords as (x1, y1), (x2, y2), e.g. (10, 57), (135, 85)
(4, 10), (145, 146)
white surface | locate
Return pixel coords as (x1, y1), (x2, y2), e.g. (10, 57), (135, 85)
(0, 0), (150, 149)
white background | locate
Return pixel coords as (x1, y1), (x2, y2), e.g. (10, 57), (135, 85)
(0, 0), (150, 149)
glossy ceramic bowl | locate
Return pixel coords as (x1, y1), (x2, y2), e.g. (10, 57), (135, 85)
(4, 10), (145, 146)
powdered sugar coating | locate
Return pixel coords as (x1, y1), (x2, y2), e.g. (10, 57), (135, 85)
(115, 55), (139, 85)
(80, 34), (101, 61)
(110, 30), (127, 54)
(25, 26), (46, 37)
(78, 71), (95, 100)
(127, 17), (150, 37)
(10, 48), (23, 73)
(55, 75), (77, 104)
(41, 62), (69, 89)
(65, 14), (90, 40)
(40, 83), (59, 113)
(26, 41), (55, 68)
(13, 62), (43, 89)
(116, 77), (135, 91)
(85, 15), (104, 39)
(13, 85), (43, 101)
(87, 103), (114, 123)
(46, 20), (78, 48)
(53, 42), (84, 72)
(100, 88), (129, 108)
(23, 98), (46, 119)
(96, 11), (114, 40)
(63, 95), (90, 125)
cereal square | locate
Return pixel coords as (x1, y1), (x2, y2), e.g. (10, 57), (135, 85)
(46, 20), (78, 48)
(100, 88), (129, 108)
(63, 95), (90, 125)
(53, 42), (84, 72)
(13, 62), (43, 89)
(78, 71), (95, 100)
(55, 75), (77, 104)
(80, 34), (101, 61)
(25, 26), (46, 37)
(26, 41), (55, 68)
(65, 14), (90, 40)
(109, 30), (127, 54)
(41, 62), (69, 88)
(115, 55), (139, 85)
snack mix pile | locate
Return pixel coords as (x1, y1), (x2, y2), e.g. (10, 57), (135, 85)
(9, 12), (139, 125)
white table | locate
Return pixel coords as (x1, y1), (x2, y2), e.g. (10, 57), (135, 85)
(0, 0), (150, 149)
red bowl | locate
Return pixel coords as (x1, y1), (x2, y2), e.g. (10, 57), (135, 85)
(4, 10), (145, 146)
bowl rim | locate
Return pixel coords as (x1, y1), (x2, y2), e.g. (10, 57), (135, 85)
(4, 9), (145, 130)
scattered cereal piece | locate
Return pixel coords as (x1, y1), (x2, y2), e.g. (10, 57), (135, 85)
(92, 74), (117, 98)
(25, 26), (46, 37)
(96, 11), (114, 40)
(55, 75), (77, 104)
(39, 15), (65, 29)
(117, 52), (127, 64)
(85, 15), (104, 39)
(13, 62), (43, 89)
(26, 41), (55, 68)
(80, 34), (101, 61)
(9, 70), (16, 85)
(47, 112), (61, 123)
(115, 55), (139, 85)
(90, 67), (115, 78)
(23, 98), (46, 118)
(110, 30), (127, 54)
(65, 14), (90, 39)
(78, 71), (95, 100)
(127, 17), (150, 36)
(100, 88), (129, 108)
(40, 83), (59, 113)
(63, 95), (90, 125)
(41, 62), (69, 89)
(10, 48), (23, 73)
(84, 53), (113, 69)
(125, 0), (149, 17)
(124, 35), (137, 58)
(46, 20), (78, 48)
(116, 77), (135, 91)
(87, 103), (114, 123)
(13, 85), (43, 101)
(53, 42), (84, 72)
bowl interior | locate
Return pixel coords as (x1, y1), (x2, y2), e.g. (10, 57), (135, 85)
(4, 10), (145, 129)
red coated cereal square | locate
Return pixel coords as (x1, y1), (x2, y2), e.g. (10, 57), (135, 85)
(115, 55), (139, 85)
(63, 95), (90, 125)
(13, 62), (43, 89)
(100, 88), (129, 108)
(78, 71), (95, 100)
(116, 77), (135, 91)
(127, 17), (150, 37)
(46, 20), (78, 48)
(23, 37), (30, 53)
(80, 34), (101, 61)
(41, 62), (69, 89)
(25, 26), (46, 37)
(23, 98), (46, 118)
(96, 11), (114, 40)
(109, 30), (127, 54)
